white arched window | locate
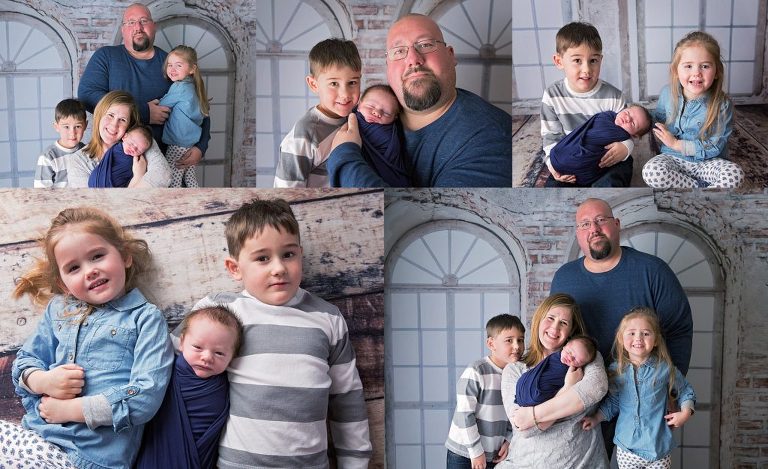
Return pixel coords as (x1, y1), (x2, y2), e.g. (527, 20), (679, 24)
(432, 0), (512, 114)
(253, 0), (341, 187)
(621, 225), (723, 469)
(386, 221), (520, 468)
(0, 13), (72, 187)
(152, 19), (235, 187)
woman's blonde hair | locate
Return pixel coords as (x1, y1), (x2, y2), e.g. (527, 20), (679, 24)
(611, 307), (678, 399)
(667, 31), (729, 140)
(522, 293), (587, 368)
(164, 45), (210, 116)
(82, 91), (140, 160)
(13, 207), (152, 318)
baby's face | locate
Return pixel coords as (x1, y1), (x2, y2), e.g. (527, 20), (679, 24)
(614, 106), (649, 137)
(358, 89), (399, 125)
(180, 316), (238, 379)
(122, 131), (151, 157)
(560, 340), (591, 368)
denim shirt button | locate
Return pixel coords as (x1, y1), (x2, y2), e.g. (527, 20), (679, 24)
(127, 388), (137, 395)
(67, 353), (74, 361)
(111, 329), (117, 336)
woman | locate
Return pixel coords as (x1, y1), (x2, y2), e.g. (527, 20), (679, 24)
(498, 293), (609, 468)
(66, 91), (171, 187)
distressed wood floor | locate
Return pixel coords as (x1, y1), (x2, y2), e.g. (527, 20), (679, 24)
(513, 105), (768, 189)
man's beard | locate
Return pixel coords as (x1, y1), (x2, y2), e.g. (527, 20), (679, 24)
(132, 34), (151, 52)
(402, 76), (441, 111)
(589, 238), (612, 260)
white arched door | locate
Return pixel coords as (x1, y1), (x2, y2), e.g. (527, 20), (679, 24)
(622, 225), (723, 469)
(0, 13), (72, 187)
(386, 221), (520, 468)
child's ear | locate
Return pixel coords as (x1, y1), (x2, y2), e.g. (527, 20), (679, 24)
(486, 336), (495, 351)
(553, 53), (564, 69)
(306, 75), (319, 94)
(224, 257), (243, 281)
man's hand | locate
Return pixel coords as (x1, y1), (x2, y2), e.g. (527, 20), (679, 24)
(581, 414), (601, 430)
(26, 364), (84, 399)
(39, 396), (85, 424)
(176, 146), (203, 168)
(148, 99), (170, 125)
(331, 113), (362, 151)
(546, 160), (576, 183)
(652, 123), (682, 152)
(599, 142), (629, 168)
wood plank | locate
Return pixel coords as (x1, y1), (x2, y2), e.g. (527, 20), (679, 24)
(512, 115), (543, 187)
(0, 189), (384, 351)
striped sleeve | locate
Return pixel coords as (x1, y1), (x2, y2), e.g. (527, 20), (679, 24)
(447, 366), (485, 458)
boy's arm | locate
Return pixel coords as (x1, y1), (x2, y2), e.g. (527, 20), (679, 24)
(327, 316), (372, 469)
(33, 150), (56, 188)
(446, 366), (487, 459)
(274, 127), (316, 188)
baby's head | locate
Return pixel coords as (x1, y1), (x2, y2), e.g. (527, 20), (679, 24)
(358, 85), (400, 125)
(224, 198), (303, 306)
(560, 334), (597, 368)
(485, 313), (526, 368)
(179, 305), (243, 379)
(553, 22), (603, 93)
(614, 105), (652, 138)
(121, 125), (153, 157)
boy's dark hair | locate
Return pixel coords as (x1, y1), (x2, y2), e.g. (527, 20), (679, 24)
(486, 314), (525, 338)
(556, 22), (602, 55)
(633, 105), (654, 137)
(309, 38), (362, 76)
(225, 198), (301, 258)
(180, 305), (244, 356)
(55, 98), (87, 123)
(568, 334), (598, 363)
(126, 124), (153, 144)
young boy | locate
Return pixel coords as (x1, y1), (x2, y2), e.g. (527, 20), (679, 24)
(274, 38), (362, 188)
(88, 125), (153, 187)
(446, 314), (526, 468)
(549, 105), (652, 186)
(33, 98), (87, 188)
(190, 198), (372, 468)
(138, 305), (243, 469)
(541, 22), (634, 188)
(350, 84), (410, 187)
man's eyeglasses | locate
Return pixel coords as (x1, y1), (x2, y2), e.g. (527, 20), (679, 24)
(575, 216), (615, 231)
(122, 18), (153, 28)
(386, 39), (447, 61)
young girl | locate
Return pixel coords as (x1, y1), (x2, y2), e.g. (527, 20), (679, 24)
(642, 31), (744, 188)
(136, 305), (243, 469)
(159, 45), (209, 187)
(582, 307), (695, 468)
(6, 207), (174, 469)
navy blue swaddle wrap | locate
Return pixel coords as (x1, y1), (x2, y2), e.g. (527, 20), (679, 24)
(355, 109), (411, 187)
(515, 351), (569, 407)
(549, 111), (631, 186)
(135, 354), (229, 469)
(88, 142), (134, 188)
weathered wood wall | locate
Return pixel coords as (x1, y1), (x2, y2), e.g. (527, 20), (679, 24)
(0, 188), (385, 467)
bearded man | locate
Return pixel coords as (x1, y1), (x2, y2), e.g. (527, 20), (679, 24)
(78, 3), (209, 169)
(327, 14), (512, 187)
(550, 197), (693, 459)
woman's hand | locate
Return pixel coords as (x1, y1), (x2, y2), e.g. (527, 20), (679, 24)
(176, 147), (203, 168)
(492, 440), (510, 463)
(512, 406), (535, 430)
(563, 365), (584, 389)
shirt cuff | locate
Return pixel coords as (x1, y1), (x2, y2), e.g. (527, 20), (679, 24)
(82, 394), (113, 429)
(19, 368), (42, 393)
(681, 140), (696, 157)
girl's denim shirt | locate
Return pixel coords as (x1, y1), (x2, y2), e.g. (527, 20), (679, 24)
(158, 77), (204, 148)
(653, 84), (733, 162)
(599, 356), (696, 462)
(11, 288), (173, 469)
